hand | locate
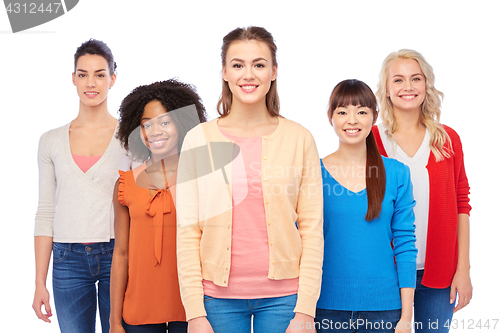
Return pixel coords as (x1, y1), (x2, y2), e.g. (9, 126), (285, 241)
(188, 316), (214, 333)
(32, 287), (52, 323)
(109, 323), (126, 333)
(450, 268), (472, 313)
(395, 318), (412, 333)
(286, 313), (316, 333)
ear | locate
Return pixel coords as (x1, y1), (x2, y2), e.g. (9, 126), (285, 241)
(72, 72), (76, 86)
(222, 66), (228, 82)
(271, 65), (278, 81)
(109, 73), (117, 89)
(373, 111), (379, 125)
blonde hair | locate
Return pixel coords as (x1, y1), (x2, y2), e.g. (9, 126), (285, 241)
(376, 49), (452, 161)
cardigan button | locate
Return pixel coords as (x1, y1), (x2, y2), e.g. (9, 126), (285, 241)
(263, 136), (267, 140)
(263, 177), (268, 182)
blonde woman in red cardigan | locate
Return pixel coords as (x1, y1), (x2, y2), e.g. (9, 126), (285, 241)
(372, 49), (471, 333)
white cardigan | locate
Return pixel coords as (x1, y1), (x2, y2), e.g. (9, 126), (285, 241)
(34, 123), (130, 242)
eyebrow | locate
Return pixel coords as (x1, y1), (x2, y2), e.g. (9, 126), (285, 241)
(230, 57), (269, 63)
(141, 113), (170, 121)
(392, 73), (424, 78)
(76, 69), (107, 73)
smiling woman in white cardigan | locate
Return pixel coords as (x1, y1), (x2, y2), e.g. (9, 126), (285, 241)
(32, 39), (130, 333)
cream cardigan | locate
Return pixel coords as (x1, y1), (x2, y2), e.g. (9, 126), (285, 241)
(34, 123), (130, 242)
(176, 118), (323, 320)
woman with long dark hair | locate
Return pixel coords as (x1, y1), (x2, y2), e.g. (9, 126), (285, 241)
(315, 79), (417, 333)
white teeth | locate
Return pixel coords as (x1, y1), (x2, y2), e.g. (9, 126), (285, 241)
(85, 92), (98, 95)
(241, 85), (257, 90)
(401, 95), (415, 100)
(345, 129), (359, 134)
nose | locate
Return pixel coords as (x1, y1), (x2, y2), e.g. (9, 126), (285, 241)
(149, 122), (164, 137)
(403, 79), (413, 91)
(243, 66), (255, 80)
(86, 75), (96, 88)
(347, 112), (358, 125)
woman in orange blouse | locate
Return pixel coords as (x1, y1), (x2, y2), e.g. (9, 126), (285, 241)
(110, 80), (207, 333)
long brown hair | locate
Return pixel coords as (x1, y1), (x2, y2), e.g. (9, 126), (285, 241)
(328, 79), (386, 221)
(217, 26), (280, 117)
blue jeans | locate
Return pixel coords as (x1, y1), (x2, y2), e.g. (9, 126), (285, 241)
(52, 241), (114, 333)
(122, 319), (187, 333)
(315, 308), (402, 333)
(203, 294), (297, 333)
(414, 270), (455, 333)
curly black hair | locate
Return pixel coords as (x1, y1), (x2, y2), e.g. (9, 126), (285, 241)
(117, 79), (207, 162)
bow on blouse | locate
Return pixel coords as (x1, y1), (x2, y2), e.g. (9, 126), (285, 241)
(145, 188), (172, 266)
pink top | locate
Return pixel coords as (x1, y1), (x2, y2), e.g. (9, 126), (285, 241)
(72, 154), (102, 173)
(202, 127), (298, 299)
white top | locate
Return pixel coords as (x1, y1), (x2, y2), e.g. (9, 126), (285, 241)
(34, 123), (131, 242)
(377, 123), (430, 270)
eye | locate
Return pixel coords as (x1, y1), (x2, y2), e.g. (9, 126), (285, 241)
(255, 63), (265, 68)
(97, 74), (105, 78)
(78, 73), (86, 78)
(394, 78), (403, 83)
(358, 110), (368, 115)
(141, 123), (151, 128)
(412, 77), (421, 82)
(336, 110), (347, 115)
(161, 121), (170, 126)
(232, 63), (243, 68)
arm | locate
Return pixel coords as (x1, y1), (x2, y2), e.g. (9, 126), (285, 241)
(450, 213), (472, 312)
(33, 132), (56, 322)
(176, 128), (211, 328)
(391, 163), (417, 332)
(447, 128), (472, 311)
(287, 132), (323, 333)
(32, 236), (53, 323)
(395, 287), (414, 333)
(109, 179), (130, 332)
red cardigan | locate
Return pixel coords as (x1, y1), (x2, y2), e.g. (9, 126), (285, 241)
(373, 124), (471, 288)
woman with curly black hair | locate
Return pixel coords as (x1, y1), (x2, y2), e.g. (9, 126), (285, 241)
(110, 79), (207, 333)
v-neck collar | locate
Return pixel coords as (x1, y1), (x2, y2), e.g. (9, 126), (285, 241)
(64, 122), (118, 176)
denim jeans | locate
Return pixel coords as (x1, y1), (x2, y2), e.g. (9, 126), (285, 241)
(203, 294), (297, 333)
(414, 270), (455, 333)
(315, 308), (402, 333)
(52, 240), (114, 333)
(122, 319), (187, 333)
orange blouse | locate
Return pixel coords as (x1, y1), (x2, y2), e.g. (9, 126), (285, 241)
(118, 169), (186, 325)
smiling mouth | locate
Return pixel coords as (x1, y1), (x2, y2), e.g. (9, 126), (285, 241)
(149, 138), (169, 148)
(400, 95), (417, 100)
(240, 85), (258, 91)
(85, 92), (98, 96)
(344, 129), (361, 134)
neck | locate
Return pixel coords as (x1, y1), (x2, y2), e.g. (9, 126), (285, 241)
(335, 141), (367, 166)
(149, 152), (179, 172)
(393, 107), (423, 133)
(74, 99), (114, 126)
(225, 98), (273, 125)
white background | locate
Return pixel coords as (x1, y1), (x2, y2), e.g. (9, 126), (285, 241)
(1, 0), (498, 332)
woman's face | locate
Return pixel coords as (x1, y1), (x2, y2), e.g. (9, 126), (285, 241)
(386, 58), (426, 114)
(72, 54), (116, 107)
(331, 104), (376, 147)
(222, 40), (277, 108)
(140, 100), (179, 159)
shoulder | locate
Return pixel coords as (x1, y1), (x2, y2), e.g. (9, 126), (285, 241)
(441, 124), (462, 144)
(281, 117), (311, 134)
(39, 123), (68, 142)
(382, 156), (410, 176)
